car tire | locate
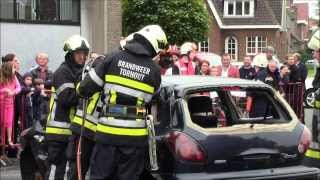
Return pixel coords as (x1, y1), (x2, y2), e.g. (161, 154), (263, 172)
(304, 88), (315, 108)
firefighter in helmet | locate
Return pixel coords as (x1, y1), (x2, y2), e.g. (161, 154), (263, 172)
(45, 35), (89, 179)
(303, 29), (320, 167)
(77, 25), (167, 180)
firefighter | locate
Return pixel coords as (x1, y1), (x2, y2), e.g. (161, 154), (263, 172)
(45, 35), (90, 179)
(303, 29), (320, 167)
(68, 54), (105, 180)
(77, 24), (167, 180)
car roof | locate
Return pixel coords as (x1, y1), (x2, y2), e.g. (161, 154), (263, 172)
(161, 75), (268, 88)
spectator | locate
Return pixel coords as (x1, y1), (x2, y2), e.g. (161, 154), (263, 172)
(256, 60), (280, 91)
(294, 53), (308, 83)
(239, 55), (256, 80)
(200, 60), (210, 75)
(32, 78), (49, 127)
(217, 53), (239, 78)
(0, 62), (21, 148)
(30, 53), (53, 89)
(172, 42), (200, 75)
(266, 46), (280, 65)
(2, 53), (23, 145)
(163, 45), (179, 75)
(20, 73), (34, 129)
(210, 66), (220, 76)
(167, 45), (179, 64)
(287, 54), (302, 83)
(279, 65), (290, 85)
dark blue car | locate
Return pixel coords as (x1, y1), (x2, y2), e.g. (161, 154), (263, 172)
(144, 76), (320, 180)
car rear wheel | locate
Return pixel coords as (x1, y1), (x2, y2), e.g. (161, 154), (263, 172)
(304, 88), (315, 108)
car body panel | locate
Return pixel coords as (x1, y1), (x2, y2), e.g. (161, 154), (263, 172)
(150, 76), (319, 179)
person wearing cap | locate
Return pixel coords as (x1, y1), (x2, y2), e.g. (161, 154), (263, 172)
(77, 25), (167, 180)
(45, 35), (90, 179)
(304, 29), (320, 167)
(172, 42), (200, 75)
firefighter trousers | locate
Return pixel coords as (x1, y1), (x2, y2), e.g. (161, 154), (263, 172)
(46, 141), (68, 180)
(67, 135), (95, 180)
(89, 143), (147, 180)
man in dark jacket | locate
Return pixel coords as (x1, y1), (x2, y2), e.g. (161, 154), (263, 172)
(239, 55), (256, 80)
(45, 35), (90, 179)
(256, 60), (280, 90)
(30, 53), (53, 89)
(294, 53), (308, 83)
(287, 54), (302, 83)
(77, 25), (167, 180)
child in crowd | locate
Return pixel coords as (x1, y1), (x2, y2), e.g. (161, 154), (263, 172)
(32, 78), (49, 127)
(0, 62), (21, 159)
(21, 73), (34, 129)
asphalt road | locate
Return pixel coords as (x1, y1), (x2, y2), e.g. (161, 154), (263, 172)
(0, 108), (316, 180)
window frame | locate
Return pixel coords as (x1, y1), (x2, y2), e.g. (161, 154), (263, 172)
(183, 87), (292, 130)
(225, 36), (238, 61)
(198, 39), (210, 52)
(246, 36), (268, 55)
(223, 0), (254, 18)
(0, 0), (80, 26)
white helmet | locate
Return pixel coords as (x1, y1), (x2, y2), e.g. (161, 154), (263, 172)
(63, 35), (90, 56)
(308, 29), (320, 50)
(180, 42), (193, 55)
(252, 53), (268, 68)
(135, 25), (168, 54)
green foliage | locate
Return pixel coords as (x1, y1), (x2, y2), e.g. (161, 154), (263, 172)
(122, 0), (210, 45)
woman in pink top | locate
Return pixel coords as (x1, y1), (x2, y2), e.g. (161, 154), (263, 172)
(0, 62), (21, 147)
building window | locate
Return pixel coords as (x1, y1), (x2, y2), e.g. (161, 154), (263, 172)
(224, 0), (254, 17)
(198, 40), (209, 52)
(0, 0), (80, 25)
(246, 36), (267, 55)
(225, 36), (238, 61)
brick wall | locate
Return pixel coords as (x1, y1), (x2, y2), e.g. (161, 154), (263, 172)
(105, 0), (122, 52)
(208, 28), (289, 62)
(81, 0), (122, 54)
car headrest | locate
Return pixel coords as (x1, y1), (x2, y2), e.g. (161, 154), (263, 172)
(188, 95), (213, 113)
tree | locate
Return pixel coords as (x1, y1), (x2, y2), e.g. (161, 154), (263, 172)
(122, 0), (210, 45)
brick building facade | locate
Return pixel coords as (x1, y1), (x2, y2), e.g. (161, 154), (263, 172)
(205, 0), (300, 62)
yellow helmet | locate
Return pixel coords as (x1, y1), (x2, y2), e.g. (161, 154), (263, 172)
(308, 29), (320, 50)
(136, 25), (168, 54)
(63, 35), (90, 56)
(180, 42), (193, 55)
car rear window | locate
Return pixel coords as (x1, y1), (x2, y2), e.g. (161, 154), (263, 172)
(186, 87), (292, 128)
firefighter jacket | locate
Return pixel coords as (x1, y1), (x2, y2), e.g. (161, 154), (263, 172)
(77, 37), (161, 147)
(305, 67), (320, 160)
(70, 56), (104, 140)
(45, 57), (83, 142)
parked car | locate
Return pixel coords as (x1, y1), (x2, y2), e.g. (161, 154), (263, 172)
(143, 76), (320, 180)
